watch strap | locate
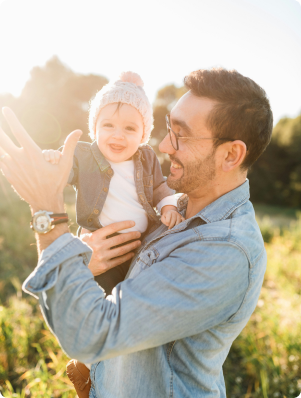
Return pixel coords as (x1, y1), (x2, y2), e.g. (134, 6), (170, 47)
(51, 213), (69, 225)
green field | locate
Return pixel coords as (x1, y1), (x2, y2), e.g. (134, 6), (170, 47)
(1, 175), (301, 398)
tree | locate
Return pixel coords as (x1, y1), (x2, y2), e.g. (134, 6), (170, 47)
(2, 56), (108, 149)
(249, 114), (301, 207)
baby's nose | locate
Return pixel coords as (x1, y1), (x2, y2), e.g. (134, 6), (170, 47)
(112, 129), (125, 139)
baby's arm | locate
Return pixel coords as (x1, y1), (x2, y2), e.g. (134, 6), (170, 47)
(157, 194), (185, 229)
(161, 205), (185, 229)
(42, 149), (62, 165)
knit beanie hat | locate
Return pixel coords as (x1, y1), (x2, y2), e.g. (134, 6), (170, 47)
(89, 71), (154, 143)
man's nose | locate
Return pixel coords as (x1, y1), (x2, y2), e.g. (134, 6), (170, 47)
(159, 133), (176, 155)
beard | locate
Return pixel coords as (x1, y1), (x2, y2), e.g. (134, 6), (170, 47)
(166, 149), (216, 193)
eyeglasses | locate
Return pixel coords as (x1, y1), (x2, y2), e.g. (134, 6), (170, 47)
(165, 114), (235, 151)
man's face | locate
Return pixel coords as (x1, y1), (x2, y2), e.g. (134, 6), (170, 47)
(159, 92), (218, 194)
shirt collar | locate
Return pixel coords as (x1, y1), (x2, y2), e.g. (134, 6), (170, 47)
(91, 141), (111, 172)
(178, 179), (250, 224)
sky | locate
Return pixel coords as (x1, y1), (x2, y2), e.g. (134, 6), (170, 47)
(0, 0), (301, 125)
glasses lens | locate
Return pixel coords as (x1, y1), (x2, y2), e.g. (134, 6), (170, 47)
(166, 116), (178, 150)
(169, 129), (178, 150)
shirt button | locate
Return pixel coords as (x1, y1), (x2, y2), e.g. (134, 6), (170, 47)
(150, 179), (153, 185)
(103, 187), (108, 192)
(137, 172), (140, 179)
(107, 169), (113, 175)
(94, 209), (99, 214)
(88, 218), (92, 222)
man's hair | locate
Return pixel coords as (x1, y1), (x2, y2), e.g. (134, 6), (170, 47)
(184, 68), (273, 170)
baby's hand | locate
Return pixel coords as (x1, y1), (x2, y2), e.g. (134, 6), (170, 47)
(161, 206), (185, 229)
(42, 149), (62, 165)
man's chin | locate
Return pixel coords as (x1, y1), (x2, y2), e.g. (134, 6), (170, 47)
(166, 174), (182, 191)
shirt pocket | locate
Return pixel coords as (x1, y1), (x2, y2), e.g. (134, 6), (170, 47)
(143, 175), (153, 203)
(129, 248), (159, 279)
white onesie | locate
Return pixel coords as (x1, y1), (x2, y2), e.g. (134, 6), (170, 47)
(99, 159), (178, 233)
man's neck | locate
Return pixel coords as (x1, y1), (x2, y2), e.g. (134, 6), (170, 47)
(185, 173), (247, 220)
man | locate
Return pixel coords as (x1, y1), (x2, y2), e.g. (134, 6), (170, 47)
(0, 68), (273, 397)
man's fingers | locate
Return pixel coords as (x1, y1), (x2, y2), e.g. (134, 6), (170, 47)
(109, 239), (141, 258)
(106, 252), (135, 270)
(0, 125), (18, 155)
(2, 107), (40, 152)
(61, 130), (82, 166)
(92, 221), (136, 239)
(106, 231), (141, 249)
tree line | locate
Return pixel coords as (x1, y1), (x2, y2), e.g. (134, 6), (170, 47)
(0, 56), (300, 208)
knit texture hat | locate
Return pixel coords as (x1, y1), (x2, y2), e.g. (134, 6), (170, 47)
(89, 71), (154, 143)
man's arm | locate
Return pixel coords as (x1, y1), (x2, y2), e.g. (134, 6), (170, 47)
(23, 237), (249, 364)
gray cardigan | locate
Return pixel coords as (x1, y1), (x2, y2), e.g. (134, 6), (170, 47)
(68, 141), (174, 232)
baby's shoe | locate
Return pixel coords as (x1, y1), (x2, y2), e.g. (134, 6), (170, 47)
(66, 359), (91, 398)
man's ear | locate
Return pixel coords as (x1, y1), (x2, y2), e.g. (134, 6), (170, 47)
(222, 140), (247, 172)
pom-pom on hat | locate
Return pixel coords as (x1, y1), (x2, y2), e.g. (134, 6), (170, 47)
(89, 71), (153, 143)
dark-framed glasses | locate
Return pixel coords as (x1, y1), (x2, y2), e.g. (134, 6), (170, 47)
(165, 114), (236, 151)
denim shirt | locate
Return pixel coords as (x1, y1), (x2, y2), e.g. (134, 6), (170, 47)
(68, 141), (174, 231)
(23, 180), (266, 398)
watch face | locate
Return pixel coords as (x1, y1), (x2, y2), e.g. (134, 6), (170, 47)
(33, 213), (51, 233)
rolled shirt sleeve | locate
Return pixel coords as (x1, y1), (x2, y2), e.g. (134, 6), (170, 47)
(23, 234), (249, 364)
(156, 193), (183, 213)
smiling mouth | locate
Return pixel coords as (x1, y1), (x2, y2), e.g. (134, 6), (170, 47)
(171, 161), (183, 169)
(109, 143), (126, 151)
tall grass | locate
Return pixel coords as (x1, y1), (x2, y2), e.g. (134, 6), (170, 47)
(224, 215), (301, 398)
(1, 175), (301, 397)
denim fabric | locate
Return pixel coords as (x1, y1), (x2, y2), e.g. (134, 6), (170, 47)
(23, 180), (266, 398)
(68, 141), (174, 231)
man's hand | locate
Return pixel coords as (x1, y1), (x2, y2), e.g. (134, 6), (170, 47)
(0, 107), (81, 213)
(80, 221), (141, 276)
(0, 107), (82, 253)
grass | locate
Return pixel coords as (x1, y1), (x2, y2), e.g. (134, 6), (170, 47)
(1, 174), (301, 397)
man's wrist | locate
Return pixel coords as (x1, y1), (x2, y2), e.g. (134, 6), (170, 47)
(35, 223), (70, 255)
(30, 194), (65, 215)
(30, 193), (69, 255)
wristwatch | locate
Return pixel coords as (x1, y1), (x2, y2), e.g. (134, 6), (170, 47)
(30, 210), (69, 234)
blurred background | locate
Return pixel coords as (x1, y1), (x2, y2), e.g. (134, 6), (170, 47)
(0, 0), (301, 397)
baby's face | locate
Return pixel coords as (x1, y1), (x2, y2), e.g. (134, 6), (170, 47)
(95, 103), (144, 162)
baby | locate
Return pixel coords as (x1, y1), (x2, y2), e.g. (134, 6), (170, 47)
(43, 72), (184, 397)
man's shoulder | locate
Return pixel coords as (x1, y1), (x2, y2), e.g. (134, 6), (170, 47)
(192, 200), (265, 266)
